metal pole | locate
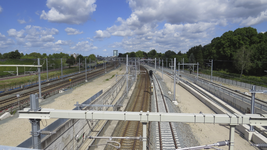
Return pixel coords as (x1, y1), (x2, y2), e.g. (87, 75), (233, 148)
(183, 58), (184, 72)
(38, 58), (42, 99)
(159, 59), (161, 69)
(105, 57), (106, 73)
(29, 94), (41, 149)
(79, 58), (80, 73)
(250, 85), (256, 131)
(46, 58), (48, 81)
(89, 58), (91, 72)
(17, 66), (18, 76)
(142, 122), (147, 150)
(61, 58), (63, 78)
(178, 62), (180, 81)
(210, 59), (213, 82)
(162, 59), (163, 80)
(173, 58), (176, 101)
(126, 55), (128, 96)
(135, 58), (137, 80)
(229, 125), (235, 150)
(193, 64), (195, 75)
(154, 58), (156, 73)
(139, 58), (140, 74)
(197, 62), (199, 80)
(85, 58), (87, 82)
(166, 58), (167, 68)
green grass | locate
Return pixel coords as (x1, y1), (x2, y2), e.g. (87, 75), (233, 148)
(0, 66), (81, 90)
(199, 69), (267, 88)
(0, 58), (66, 77)
(105, 74), (115, 82)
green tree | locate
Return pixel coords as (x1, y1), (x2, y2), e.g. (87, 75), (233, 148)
(66, 55), (75, 68)
(88, 54), (96, 62)
(76, 54), (84, 62)
(165, 50), (176, 58)
(129, 52), (136, 57)
(135, 50), (144, 58)
(148, 49), (157, 58)
(188, 53), (196, 63)
(9, 50), (21, 59)
(28, 52), (42, 59)
(234, 46), (252, 77)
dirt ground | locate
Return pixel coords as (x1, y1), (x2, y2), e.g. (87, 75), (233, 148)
(0, 65), (125, 147)
(157, 71), (257, 150)
(0, 65), (258, 150)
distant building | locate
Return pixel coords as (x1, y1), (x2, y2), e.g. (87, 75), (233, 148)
(113, 50), (118, 57)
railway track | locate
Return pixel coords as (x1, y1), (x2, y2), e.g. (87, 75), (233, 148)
(107, 66), (150, 150)
(0, 63), (118, 113)
(152, 72), (180, 150)
(0, 63), (109, 97)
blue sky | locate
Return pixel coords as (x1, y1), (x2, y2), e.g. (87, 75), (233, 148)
(0, 0), (267, 57)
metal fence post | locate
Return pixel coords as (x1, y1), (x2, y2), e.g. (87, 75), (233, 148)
(38, 58), (42, 99)
(135, 58), (137, 81)
(250, 85), (256, 131)
(197, 62), (199, 80)
(105, 57), (106, 73)
(166, 58), (167, 68)
(46, 58), (48, 81)
(61, 58), (63, 78)
(210, 59), (213, 82)
(126, 55), (128, 96)
(30, 94), (41, 149)
(162, 59), (163, 80)
(183, 58), (184, 72)
(89, 58), (91, 72)
(154, 58), (156, 73)
(79, 58), (80, 73)
(85, 58), (87, 82)
(173, 58), (176, 101)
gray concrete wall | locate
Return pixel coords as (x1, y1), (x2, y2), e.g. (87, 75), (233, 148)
(42, 119), (91, 149)
(195, 81), (267, 114)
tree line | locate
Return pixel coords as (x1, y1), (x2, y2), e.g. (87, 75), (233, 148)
(118, 27), (267, 77)
(0, 51), (97, 68)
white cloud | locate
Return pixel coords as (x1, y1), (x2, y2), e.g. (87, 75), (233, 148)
(70, 41), (97, 51)
(0, 5), (2, 13)
(0, 39), (15, 49)
(40, 0), (97, 24)
(0, 33), (6, 41)
(87, 37), (94, 41)
(17, 19), (26, 24)
(6, 25), (59, 48)
(7, 29), (25, 38)
(65, 27), (83, 35)
(94, 30), (110, 39)
(40, 35), (54, 42)
(240, 10), (267, 26)
(95, 0), (267, 53)
(103, 49), (107, 52)
(55, 40), (68, 45)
